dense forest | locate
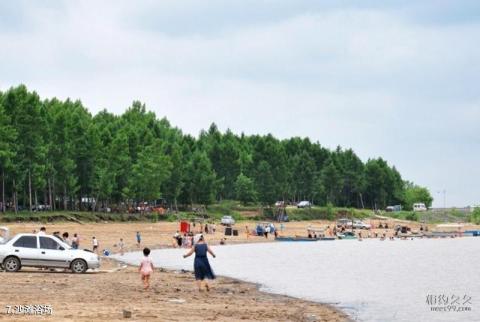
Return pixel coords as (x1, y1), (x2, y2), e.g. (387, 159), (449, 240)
(0, 85), (432, 213)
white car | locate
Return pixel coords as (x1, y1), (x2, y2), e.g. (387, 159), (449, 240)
(220, 215), (235, 226)
(297, 201), (312, 208)
(337, 218), (353, 227)
(352, 220), (372, 230)
(0, 233), (100, 273)
(413, 203), (427, 212)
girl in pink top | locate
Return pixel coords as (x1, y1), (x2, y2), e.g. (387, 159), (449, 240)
(138, 247), (154, 290)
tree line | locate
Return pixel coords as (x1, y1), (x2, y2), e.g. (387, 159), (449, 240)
(0, 85), (432, 213)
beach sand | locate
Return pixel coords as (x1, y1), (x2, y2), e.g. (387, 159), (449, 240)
(0, 257), (348, 322)
(0, 221), (351, 321)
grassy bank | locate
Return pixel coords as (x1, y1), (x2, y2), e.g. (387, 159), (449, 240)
(381, 209), (472, 224)
(1, 200), (475, 224)
(0, 211), (148, 223)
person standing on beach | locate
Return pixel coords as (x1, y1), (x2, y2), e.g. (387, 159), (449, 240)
(183, 234), (216, 292)
(92, 236), (99, 254)
(139, 247), (154, 290)
(62, 232), (71, 246)
(71, 233), (79, 249)
(136, 231), (142, 247)
(119, 238), (125, 255)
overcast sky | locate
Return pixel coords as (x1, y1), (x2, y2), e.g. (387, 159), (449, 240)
(0, 1), (479, 207)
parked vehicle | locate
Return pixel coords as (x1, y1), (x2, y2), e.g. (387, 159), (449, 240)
(413, 203), (427, 212)
(386, 205), (402, 212)
(0, 233), (100, 273)
(352, 220), (371, 230)
(220, 215), (235, 226)
(336, 218), (353, 227)
(275, 201), (285, 207)
(297, 201), (312, 208)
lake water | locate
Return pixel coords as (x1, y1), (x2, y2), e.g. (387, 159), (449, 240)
(113, 238), (480, 321)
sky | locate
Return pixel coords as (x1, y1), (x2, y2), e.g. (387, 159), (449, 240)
(0, 0), (479, 207)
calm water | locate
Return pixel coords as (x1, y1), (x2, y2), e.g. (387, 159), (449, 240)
(114, 238), (480, 321)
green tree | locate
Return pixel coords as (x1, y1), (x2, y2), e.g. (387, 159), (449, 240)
(403, 183), (433, 210)
(2, 86), (46, 212)
(0, 100), (17, 212)
(130, 142), (172, 208)
(255, 161), (276, 205)
(235, 173), (257, 205)
(471, 208), (480, 225)
(163, 141), (185, 211)
(185, 150), (219, 206)
(291, 151), (316, 201)
(319, 158), (343, 204)
(0, 85), (422, 213)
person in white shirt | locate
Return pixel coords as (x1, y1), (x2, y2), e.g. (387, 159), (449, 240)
(265, 225), (271, 238)
(92, 236), (99, 254)
(37, 227), (46, 235)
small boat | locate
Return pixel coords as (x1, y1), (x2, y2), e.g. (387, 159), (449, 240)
(336, 232), (357, 240)
(427, 231), (460, 238)
(275, 236), (318, 242)
(464, 230), (480, 237)
(319, 237), (336, 241)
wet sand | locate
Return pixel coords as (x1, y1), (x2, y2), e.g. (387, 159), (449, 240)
(0, 257), (348, 322)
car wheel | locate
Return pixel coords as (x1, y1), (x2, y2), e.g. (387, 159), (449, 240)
(71, 259), (87, 273)
(4, 256), (21, 272)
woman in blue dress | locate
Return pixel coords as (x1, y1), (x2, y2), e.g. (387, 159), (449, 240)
(183, 234), (216, 291)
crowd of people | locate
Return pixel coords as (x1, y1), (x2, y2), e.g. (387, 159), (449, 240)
(33, 226), (104, 254)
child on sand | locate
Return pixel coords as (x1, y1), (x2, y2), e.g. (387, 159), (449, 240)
(136, 231), (141, 247)
(139, 247), (154, 290)
(119, 238), (125, 255)
(92, 236), (99, 254)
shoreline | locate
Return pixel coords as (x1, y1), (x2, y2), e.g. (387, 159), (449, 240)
(0, 256), (351, 322)
(109, 253), (352, 322)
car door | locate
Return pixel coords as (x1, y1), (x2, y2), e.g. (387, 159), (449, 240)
(38, 236), (70, 268)
(12, 235), (39, 266)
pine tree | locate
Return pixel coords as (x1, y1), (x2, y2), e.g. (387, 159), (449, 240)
(235, 173), (257, 205)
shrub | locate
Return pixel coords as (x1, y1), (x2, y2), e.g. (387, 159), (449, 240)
(471, 208), (480, 224)
(326, 203), (335, 221)
(406, 212), (419, 221)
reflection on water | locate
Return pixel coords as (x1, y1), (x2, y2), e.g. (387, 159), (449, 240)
(114, 238), (480, 322)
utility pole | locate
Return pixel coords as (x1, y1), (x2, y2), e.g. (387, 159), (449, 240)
(443, 189), (447, 223)
(436, 189), (447, 222)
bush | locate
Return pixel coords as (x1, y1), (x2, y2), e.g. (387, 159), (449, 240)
(326, 203), (335, 221)
(406, 212), (419, 221)
(471, 208), (480, 224)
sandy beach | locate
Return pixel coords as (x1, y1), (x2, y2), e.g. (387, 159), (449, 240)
(0, 258), (349, 322)
(3, 219), (477, 252)
(0, 221), (353, 322)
